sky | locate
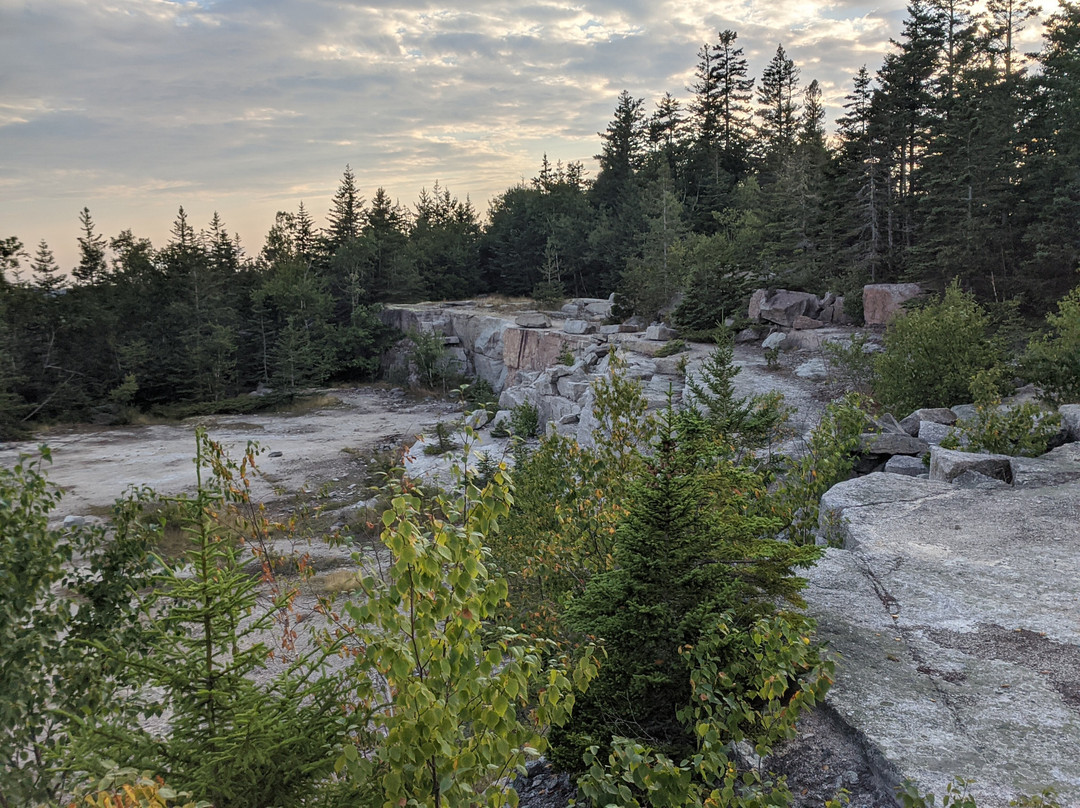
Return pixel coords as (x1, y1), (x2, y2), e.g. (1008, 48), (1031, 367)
(0, 0), (1052, 273)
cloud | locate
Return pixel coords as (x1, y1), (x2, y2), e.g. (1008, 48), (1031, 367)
(1, 0), (1044, 270)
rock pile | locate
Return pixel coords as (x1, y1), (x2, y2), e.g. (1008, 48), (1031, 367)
(853, 401), (1080, 489)
(748, 289), (850, 329)
(382, 302), (704, 448)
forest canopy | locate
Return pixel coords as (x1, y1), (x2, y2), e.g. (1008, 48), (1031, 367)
(2, 0), (1079, 433)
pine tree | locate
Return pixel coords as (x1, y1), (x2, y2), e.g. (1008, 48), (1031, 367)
(292, 201), (318, 260)
(684, 32), (755, 228)
(73, 207), (107, 285)
(688, 42), (721, 154)
(713, 30), (755, 170)
(931, 0), (976, 105)
(325, 164), (365, 251)
(756, 44), (802, 163)
(985, 0), (1039, 78)
(70, 432), (344, 808)
(620, 166), (687, 319)
(410, 181), (483, 299)
(593, 91), (647, 211)
(646, 92), (687, 180)
(363, 187), (418, 301)
(550, 403), (819, 769)
(30, 240), (64, 294)
(1018, 0), (1080, 301)
(832, 66), (887, 284)
(872, 0), (945, 266)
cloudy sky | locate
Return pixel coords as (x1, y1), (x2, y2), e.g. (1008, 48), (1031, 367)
(0, 0), (1050, 272)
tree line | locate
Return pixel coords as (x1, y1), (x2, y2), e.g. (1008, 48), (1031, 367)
(2, 0), (1079, 435)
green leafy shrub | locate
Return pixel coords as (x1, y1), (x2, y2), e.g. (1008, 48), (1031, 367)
(1023, 285), (1080, 404)
(333, 460), (598, 807)
(576, 610), (832, 808)
(772, 393), (869, 545)
(489, 350), (652, 641)
(941, 369), (1062, 457)
(874, 280), (1002, 414)
(557, 346), (575, 365)
(406, 328), (454, 390)
(1, 450), (155, 806)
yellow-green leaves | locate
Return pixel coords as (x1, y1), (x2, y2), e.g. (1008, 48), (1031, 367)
(335, 460), (597, 807)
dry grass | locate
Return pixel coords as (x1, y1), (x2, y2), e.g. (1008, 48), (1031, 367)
(274, 394), (343, 415)
(308, 569), (365, 596)
(470, 294), (538, 313)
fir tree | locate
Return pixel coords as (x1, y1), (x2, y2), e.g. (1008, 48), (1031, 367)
(756, 44), (802, 163)
(73, 207), (107, 285)
(30, 240), (64, 294)
(325, 164), (365, 251)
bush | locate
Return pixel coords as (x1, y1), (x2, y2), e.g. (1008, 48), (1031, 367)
(874, 280), (1002, 415)
(422, 421), (458, 455)
(510, 401), (540, 438)
(942, 368), (1062, 457)
(406, 328), (454, 390)
(1023, 285), (1080, 404)
(333, 462), (597, 807)
(1, 450), (155, 806)
(533, 279), (566, 309)
(67, 769), (205, 808)
(654, 338), (687, 357)
(823, 333), (877, 395)
(461, 377), (497, 412)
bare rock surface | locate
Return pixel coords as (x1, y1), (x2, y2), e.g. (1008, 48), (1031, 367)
(0, 386), (454, 520)
(808, 472), (1080, 807)
(929, 446), (1013, 483)
(1058, 404), (1080, 442)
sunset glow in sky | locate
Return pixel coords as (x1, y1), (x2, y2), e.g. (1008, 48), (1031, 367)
(0, 0), (1050, 271)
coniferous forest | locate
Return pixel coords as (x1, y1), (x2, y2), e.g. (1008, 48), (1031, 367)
(2, 0), (1079, 435)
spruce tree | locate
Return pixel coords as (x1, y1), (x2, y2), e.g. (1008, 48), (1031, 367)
(73, 207), (107, 285)
(550, 402), (819, 770)
(756, 44), (801, 163)
(70, 431), (345, 808)
(30, 240), (64, 294)
(325, 164), (365, 251)
(593, 91), (647, 211)
(713, 29), (755, 173)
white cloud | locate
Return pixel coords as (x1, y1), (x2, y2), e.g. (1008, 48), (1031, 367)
(0, 0), (1055, 269)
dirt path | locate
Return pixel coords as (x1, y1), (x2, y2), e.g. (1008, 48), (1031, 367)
(0, 386), (458, 520)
